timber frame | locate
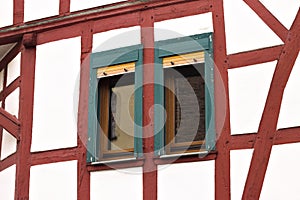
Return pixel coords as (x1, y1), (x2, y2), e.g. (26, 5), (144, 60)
(0, 0), (299, 200)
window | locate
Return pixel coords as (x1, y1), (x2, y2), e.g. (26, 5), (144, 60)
(87, 45), (143, 162)
(154, 33), (215, 155)
(87, 33), (215, 163)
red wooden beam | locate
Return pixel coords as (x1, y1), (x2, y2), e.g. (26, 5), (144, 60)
(227, 45), (283, 69)
(77, 22), (93, 200)
(31, 147), (78, 166)
(212, 1), (231, 200)
(13, 0), (24, 25)
(0, 42), (21, 72)
(242, 10), (300, 200)
(243, 0), (288, 41)
(154, 0), (211, 22)
(0, 153), (16, 172)
(275, 127), (300, 145)
(59, 0), (70, 15)
(0, 77), (20, 101)
(0, 107), (20, 140)
(14, 46), (36, 200)
(141, 9), (157, 200)
(230, 127), (300, 150)
(0, 0), (206, 43)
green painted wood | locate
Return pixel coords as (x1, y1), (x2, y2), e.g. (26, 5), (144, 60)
(154, 48), (164, 155)
(87, 54), (99, 163)
(91, 44), (141, 69)
(134, 47), (143, 157)
(205, 34), (215, 151)
(87, 45), (143, 162)
(157, 33), (211, 57)
(154, 32), (215, 154)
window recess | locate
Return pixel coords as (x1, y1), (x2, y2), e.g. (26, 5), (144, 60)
(87, 45), (143, 163)
(154, 33), (215, 156)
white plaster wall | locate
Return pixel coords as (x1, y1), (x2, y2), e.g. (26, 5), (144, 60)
(5, 88), (19, 118)
(0, 0), (13, 27)
(93, 26), (141, 53)
(277, 52), (300, 129)
(0, 165), (16, 200)
(7, 53), (21, 85)
(158, 161), (215, 200)
(260, 143), (300, 200)
(70, 0), (124, 12)
(0, 129), (17, 160)
(230, 149), (253, 200)
(31, 37), (80, 152)
(228, 61), (276, 134)
(90, 167), (143, 200)
(24, 0), (59, 22)
(29, 160), (77, 200)
(154, 13), (213, 41)
(223, 0), (283, 54)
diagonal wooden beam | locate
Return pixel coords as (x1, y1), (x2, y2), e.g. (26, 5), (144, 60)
(227, 45), (283, 69)
(242, 10), (300, 200)
(0, 77), (20, 101)
(0, 107), (20, 140)
(243, 0), (288, 41)
(0, 153), (16, 172)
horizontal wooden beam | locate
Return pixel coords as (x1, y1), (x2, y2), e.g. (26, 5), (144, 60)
(230, 126), (300, 150)
(0, 0), (206, 44)
(0, 107), (20, 140)
(31, 147), (78, 166)
(227, 45), (283, 69)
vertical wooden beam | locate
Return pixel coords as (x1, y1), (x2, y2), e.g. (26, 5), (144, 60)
(59, 0), (70, 15)
(13, 0), (24, 25)
(15, 35), (36, 200)
(140, 10), (157, 200)
(77, 22), (93, 200)
(212, 0), (231, 200)
(242, 10), (300, 200)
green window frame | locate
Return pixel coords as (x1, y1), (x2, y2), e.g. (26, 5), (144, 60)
(87, 45), (143, 163)
(154, 32), (215, 155)
(87, 32), (215, 163)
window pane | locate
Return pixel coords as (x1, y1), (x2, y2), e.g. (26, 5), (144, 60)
(165, 64), (205, 148)
(109, 83), (135, 151)
(174, 75), (205, 143)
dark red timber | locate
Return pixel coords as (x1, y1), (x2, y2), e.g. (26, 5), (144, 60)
(140, 9), (157, 200)
(15, 34), (36, 200)
(242, 10), (300, 200)
(211, 0), (231, 200)
(0, 1), (298, 200)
